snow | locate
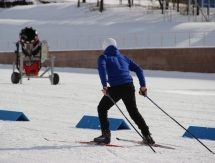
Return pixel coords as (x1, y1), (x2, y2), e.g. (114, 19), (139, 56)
(1, 1), (215, 51)
(0, 1), (215, 163)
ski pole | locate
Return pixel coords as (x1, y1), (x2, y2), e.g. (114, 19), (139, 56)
(144, 94), (214, 154)
(107, 94), (156, 153)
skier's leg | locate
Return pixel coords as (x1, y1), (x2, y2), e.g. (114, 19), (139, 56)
(122, 83), (149, 135)
(122, 83), (155, 144)
(95, 87), (122, 143)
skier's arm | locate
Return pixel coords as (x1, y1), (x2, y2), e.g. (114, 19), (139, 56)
(97, 55), (107, 88)
(129, 59), (147, 96)
(129, 60), (146, 87)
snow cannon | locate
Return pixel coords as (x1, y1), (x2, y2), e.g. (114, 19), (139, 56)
(19, 27), (41, 57)
(11, 27), (59, 85)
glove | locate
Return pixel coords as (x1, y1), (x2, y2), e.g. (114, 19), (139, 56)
(139, 87), (147, 96)
(102, 87), (108, 96)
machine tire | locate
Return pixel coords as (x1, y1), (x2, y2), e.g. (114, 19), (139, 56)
(53, 73), (59, 85)
(11, 72), (20, 84)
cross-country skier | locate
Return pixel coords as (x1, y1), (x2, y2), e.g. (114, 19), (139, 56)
(94, 38), (155, 145)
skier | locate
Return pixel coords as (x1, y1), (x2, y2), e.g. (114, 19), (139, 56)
(94, 38), (155, 145)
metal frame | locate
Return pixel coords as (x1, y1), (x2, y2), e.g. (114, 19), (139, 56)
(13, 41), (56, 85)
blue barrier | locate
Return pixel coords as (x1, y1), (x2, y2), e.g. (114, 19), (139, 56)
(197, 0), (215, 8)
(0, 110), (29, 121)
(183, 126), (215, 141)
(76, 115), (130, 131)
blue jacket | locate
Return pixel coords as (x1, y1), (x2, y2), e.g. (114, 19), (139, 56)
(97, 45), (146, 87)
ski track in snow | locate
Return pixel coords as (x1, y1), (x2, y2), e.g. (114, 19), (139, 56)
(0, 65), (215, 162)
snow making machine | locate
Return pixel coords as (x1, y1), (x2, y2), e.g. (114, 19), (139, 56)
(11, 27), (59, 85)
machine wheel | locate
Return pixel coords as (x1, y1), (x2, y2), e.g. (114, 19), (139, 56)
(53, 73), (59, 85)
(11, 72), (20, 84)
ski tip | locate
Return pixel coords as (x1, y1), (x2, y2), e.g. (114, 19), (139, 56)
(116, 137), (120, 140)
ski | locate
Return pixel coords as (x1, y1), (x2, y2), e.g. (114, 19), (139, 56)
(44, 138), (125, 148)
(76, 141), (125, 148)
(116, 137), (175, 150)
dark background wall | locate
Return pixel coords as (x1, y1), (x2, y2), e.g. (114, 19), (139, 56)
(0, 48), (214, 73)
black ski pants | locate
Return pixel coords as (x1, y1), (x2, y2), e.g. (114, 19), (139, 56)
(97, 82), (149, 136)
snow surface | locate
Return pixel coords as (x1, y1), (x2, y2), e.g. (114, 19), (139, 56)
(0, 1), (215, 51)
(0, 1), (215, 163)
